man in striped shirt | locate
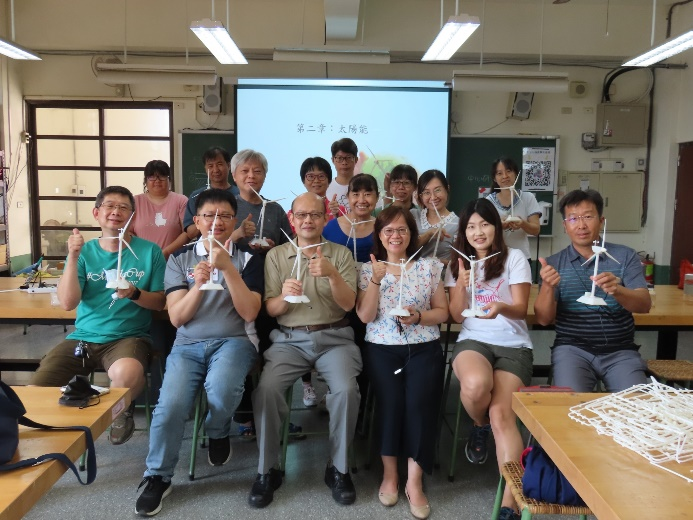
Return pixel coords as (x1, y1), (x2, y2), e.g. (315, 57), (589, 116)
(534, 189), (651, 392)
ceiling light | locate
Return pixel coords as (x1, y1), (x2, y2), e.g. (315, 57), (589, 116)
(273, 46), (390, 64)
(623, 29), (693, 66)
(422, 15), (480, 61)
(0, 36), (40, 60)
(452, 70), (569, 93)
(190, 18), (247, 65)
(95, 63), (218, 85)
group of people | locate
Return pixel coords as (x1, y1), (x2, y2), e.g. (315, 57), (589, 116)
(29, 138), (651, 520)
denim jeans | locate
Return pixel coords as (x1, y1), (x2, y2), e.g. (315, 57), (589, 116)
(144, 338), (258, 479)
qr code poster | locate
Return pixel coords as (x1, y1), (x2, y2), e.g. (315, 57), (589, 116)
(522, 147), (556, 192)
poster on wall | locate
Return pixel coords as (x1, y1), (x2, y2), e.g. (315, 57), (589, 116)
(521, 147), (555, 192)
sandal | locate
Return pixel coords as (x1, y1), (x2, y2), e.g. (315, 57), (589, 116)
(238, 423), (256, 439)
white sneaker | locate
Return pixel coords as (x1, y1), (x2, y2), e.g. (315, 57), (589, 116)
(303, 384), (317, 407)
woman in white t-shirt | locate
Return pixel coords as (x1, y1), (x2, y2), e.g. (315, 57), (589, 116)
(445, 198), (533, 520)
(486, 157), (542, 261)
(357, 206), (448, 519)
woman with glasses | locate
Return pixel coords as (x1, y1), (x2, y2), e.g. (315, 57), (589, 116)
(445, 198), (533, 520)
(356, 206), (447, 519)
(288, 157), (345, 230)
(133, 160), (189, 260)
(377, 164), (418, 215)
(411, 170), (459, 264)
(486, 157), (542, 262)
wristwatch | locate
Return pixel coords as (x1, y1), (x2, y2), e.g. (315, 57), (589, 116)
(129, 286), (142, 301)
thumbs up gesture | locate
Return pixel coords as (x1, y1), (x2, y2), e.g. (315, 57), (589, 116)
(369, 254), (387, 285)
(538, 257), (560, 288)
(67, 228), (84, 257)
(231, 213), (256, 242)
(328, 194), (340, 218)
(308, 246), (335, 278)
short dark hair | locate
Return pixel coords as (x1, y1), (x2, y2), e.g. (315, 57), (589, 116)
(331, 138), (358, 157)
(372, 206), (420, 261)
(144, 160), (171, 179)
(95, 186), (135, 211)
(202, 147), (231, 165)
(390, 164), (418, 183)
(348, 173), (379, 195)
(416, 169), (449, 206)
(559, 189), (604, 218)
(195, 188), (238, 214)
(300, 157), (333, 183)
(450, 198), (507, 282)
(490, 157), (519, 193)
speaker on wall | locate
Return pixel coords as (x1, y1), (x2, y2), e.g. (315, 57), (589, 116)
(203, 77), (223, 114)
(507, 92), (534, 120)
(569, 81), (588, 98)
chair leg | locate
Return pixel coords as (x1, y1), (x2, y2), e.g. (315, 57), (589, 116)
(364, 388), (377, 470)
(490, 473), (505, 520)
(520, 509), (532, 520)
(436, 358), (455, 468)
(279, 385), (293, 475)
(189, 392), (205, 481)
(448, 397), (464, 482)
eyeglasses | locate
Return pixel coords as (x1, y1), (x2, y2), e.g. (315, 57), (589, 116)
(420, 187), (446, 198)
(99, 202), (133, 213)
(146, 174), (168, 181)
(333, 155), (355, 164)
(391, 180), (414, 189)
(305, 173), (328, 182)
(198, 213), (236, 223)
(495, 169), (515, 177)
(293, 211), (325, 221)
(563, 215), (597, 225)
(382, 227), (409, 237)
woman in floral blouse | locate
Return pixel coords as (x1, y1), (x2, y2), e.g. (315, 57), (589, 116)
(356, 206), (448, 520)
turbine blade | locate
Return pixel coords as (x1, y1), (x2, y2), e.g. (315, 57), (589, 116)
(605, 251), (620, 264)
(122, 211), (136, 234)
(449, 245), (472, 263)
(581, 254), (596, 266)
(122, 238), (139, 260)
(405, 246), (424, 266)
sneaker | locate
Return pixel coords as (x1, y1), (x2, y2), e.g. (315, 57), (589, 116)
(303, 383), (318, 407)
(135, 476), (172, 517)
(324, 463), (356, 505)
(248, 468), (283, 508)
(498, 506), (521, 520)
(208, 436), (232, 466)
(110, 402), (135, 445)
(465, 423), (491, 464)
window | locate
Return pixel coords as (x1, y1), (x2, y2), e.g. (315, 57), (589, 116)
(27, 101), (173, 261)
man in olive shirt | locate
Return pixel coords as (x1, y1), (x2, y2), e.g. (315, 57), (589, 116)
(249, 193), (362, 508)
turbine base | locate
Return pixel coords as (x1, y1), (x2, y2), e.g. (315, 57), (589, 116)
(285, 295), (310, 304)
(577, 293), (607, 306)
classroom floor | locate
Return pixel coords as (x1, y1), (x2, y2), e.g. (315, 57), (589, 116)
(5, 322), (690, 520)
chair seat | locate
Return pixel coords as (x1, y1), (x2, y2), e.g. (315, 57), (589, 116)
(647, 360), (693, 382)
(500, 461), (592, 517)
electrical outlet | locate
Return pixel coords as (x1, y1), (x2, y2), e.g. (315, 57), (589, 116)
(636, 158), (646, 171)
(591, 159), (602, 172)
(614, 160), (624, 172)
(20, 131), (30, 144)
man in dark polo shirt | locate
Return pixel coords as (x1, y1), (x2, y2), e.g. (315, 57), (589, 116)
(534, 189), (651, 392)
(248, 192), (362, 508)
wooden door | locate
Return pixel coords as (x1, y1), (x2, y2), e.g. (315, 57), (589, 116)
(670, 142), (693, 284)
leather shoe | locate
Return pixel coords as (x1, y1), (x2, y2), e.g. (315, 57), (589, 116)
(405, 487), (430, 519)
(248, 468), (282, 508)
(324, 464), (356, 505)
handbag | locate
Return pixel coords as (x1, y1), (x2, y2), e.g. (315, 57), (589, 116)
(521, 444), (585, 507)
(0, 381), (97, 484)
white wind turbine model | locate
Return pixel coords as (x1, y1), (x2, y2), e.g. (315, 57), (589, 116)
(339, 208), (374, 261)
(427, 203), (446, 259)
(249, 187), (285, 247)
(281, 229), (326, 304)
(577, 219), (619, 306)
(499, 174), (521, 223)
(187, 210), (231, 291)
(104, 211), (139, 290)
(450, 245), (500, 317)
(379, 246), (424, 317)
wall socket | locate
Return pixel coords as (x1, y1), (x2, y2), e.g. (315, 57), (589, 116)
(636, 158), (646, 171)
(591, 159), (602, 171)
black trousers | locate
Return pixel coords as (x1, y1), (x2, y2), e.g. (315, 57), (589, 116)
(364, 340), (444, 474)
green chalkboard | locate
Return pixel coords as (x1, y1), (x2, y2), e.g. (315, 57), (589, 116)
(179, 130), (236, 196)
(447, 135), (558, 236)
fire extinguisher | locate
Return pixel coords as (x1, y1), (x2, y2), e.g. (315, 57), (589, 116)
(641, 254), (655, 288)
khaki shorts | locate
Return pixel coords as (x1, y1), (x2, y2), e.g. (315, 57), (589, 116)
(451, 339), (533, 386)
(30, 337), (151, 386)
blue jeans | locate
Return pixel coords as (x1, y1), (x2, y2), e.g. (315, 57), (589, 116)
(144, 338), (258, 479)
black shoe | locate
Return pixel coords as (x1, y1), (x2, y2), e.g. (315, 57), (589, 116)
(135, 476), (172, 517)
(208, 436), (232, 466)
(248, 468), (282, 508)
(465, 423), (491, 464)
(498, 506), (521, 520)
(324, 464), (356, 505)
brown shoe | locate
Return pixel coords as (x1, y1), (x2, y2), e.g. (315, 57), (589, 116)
(109, 403), (135, 445)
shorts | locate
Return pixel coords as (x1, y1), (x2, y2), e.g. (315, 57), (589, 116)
(30, 337), (151, 386)
(451, 339), (533, 386)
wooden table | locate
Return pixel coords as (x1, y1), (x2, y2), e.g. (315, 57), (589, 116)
(0, 387), (131, 520)
(513, 391), (693, 520)
(0, 277), (73, 324)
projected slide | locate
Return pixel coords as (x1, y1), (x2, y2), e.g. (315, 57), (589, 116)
(236, 81), (450, 210)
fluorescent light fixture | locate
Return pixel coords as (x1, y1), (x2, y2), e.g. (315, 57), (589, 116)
(0, 36), (40, 60)
(452, 70), (569, 93)
(273, 46), (390, 64)
(422, 15), (480, 61)
(95, 63), (218, 85)
(190, 18), (247, 65)
(623, 29), (693, 66)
